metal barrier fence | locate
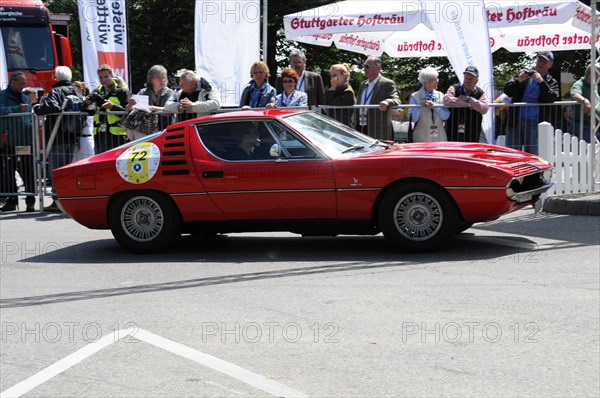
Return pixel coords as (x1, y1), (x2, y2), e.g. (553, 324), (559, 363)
(316, 101), (591, 150)
(0, 112), (40, 212)
(0, 101), (596, 212)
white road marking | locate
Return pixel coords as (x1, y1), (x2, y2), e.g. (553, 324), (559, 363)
(1, 328), (308, 398)
(134, 329), (308, 398)
(1, 329), (134, 398)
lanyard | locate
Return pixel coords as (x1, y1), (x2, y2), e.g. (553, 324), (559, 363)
(362, 82), (376, 105)
(296, 74), (305, 92)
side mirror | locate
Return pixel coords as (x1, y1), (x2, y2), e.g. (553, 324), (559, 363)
(269, 143), (281, 158)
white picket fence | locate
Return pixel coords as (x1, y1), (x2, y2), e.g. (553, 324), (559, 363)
(537, 122), (600, 197)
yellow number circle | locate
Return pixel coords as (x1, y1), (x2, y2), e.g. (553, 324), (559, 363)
(116, 142), (161, 184)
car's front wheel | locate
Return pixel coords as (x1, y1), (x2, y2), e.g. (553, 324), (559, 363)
(378, 182), (457, 251)
(109, 191), (181, 253)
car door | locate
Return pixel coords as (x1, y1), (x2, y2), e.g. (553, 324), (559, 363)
(193, 119), (336, 220)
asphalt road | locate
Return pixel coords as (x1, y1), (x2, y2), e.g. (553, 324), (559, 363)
(1, 208), (599, 397)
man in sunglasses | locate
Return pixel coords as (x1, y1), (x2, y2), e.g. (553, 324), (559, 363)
(356, 56), (401, 140)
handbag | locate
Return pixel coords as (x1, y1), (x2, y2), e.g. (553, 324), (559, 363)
(120, 109), (159, 140)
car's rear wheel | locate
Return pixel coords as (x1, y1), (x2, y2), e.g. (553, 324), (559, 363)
(456, 222), (474, 234)
(109, 191), (181, 253)
(378, 182), (457, 251)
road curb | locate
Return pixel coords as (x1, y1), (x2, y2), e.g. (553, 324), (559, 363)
(543, 192), (600, 216)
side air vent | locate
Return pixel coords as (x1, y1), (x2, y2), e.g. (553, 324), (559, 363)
(164, 151), (186, 156)
(161, 127), (190, 176)
(166, 126), (185, 132)
(162, 160), (187, 166)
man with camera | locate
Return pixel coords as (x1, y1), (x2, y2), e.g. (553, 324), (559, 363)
(503, 51), (560, 154)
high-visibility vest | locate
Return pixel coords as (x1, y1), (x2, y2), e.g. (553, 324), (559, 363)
(93, 83), (127, 136)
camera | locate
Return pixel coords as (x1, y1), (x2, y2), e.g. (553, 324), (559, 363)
(524, 69), (535, 77)
(86, 92), (106, 107)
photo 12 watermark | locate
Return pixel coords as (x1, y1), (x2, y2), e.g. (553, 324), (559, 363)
(199, 321), (340, 344)
(1, 322), (140, 344)
(401, 321), (540, 344)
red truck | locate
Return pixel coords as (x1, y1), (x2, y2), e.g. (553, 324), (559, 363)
(1, 0), (72, 94)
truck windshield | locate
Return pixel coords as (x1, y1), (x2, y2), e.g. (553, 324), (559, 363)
(1, 26), (55, 71)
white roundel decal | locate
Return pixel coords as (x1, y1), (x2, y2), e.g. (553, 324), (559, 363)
(116, 142), (161, 184)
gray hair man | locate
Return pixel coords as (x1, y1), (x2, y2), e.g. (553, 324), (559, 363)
(356, 56), (401, 140)
(164, 69), (221, 121)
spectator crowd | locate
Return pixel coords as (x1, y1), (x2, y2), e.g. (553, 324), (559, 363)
(0, 49), (598, 212)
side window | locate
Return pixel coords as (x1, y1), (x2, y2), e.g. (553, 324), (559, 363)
(267, 122), (317, 159)
(196, 123), (233, 159)
(197, 121), (277, 161)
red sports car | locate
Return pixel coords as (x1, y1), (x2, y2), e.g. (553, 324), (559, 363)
(53, 109), (552, 253)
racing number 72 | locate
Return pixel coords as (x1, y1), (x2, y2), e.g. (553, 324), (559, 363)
(131, 151), (148, 162)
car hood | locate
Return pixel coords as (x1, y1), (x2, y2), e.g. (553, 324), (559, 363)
(365, 142), (546, 165)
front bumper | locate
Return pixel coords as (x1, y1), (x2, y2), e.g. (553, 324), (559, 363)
(506, 168), (553, 203)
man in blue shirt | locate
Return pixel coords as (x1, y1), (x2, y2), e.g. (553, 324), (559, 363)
(503, 51), (560, 154)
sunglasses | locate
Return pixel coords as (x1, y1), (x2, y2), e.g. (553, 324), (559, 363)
(282, 79), (296, 83)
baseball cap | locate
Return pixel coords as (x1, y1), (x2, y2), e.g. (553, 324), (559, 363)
(464, 66), (479, 77)
(537, 51), (554, 61)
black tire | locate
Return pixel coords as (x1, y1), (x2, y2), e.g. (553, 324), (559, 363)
(378, 182), (457, 251)
(109, 191), (181, 253)
(456, 222), (474, 234)
(189, 230), (218, 239)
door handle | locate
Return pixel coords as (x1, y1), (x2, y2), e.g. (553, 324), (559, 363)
(202, 171), (224, 178)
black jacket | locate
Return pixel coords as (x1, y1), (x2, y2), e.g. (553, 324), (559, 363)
(34, 81), (82, 115)
(503, 73), (560, 128)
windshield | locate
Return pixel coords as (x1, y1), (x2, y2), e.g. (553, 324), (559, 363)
(1, 26), (55, 71)
(282, 112), (387, 158)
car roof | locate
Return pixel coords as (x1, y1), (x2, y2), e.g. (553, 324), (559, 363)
(190, 108), (308, 123)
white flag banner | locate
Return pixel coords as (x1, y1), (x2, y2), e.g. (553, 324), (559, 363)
(78, 0), (129, 90)
(572, 1), (600, 32)
(195, 0), (260, 106)
(0, 32), (7, 90)
(425, 0), (494, 144)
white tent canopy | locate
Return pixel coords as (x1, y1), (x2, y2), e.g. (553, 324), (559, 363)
(284, 0), (598, 57)
(284, 0), (599, 144)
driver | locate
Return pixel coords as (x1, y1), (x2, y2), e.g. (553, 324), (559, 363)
(227, 123), (260, 160)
